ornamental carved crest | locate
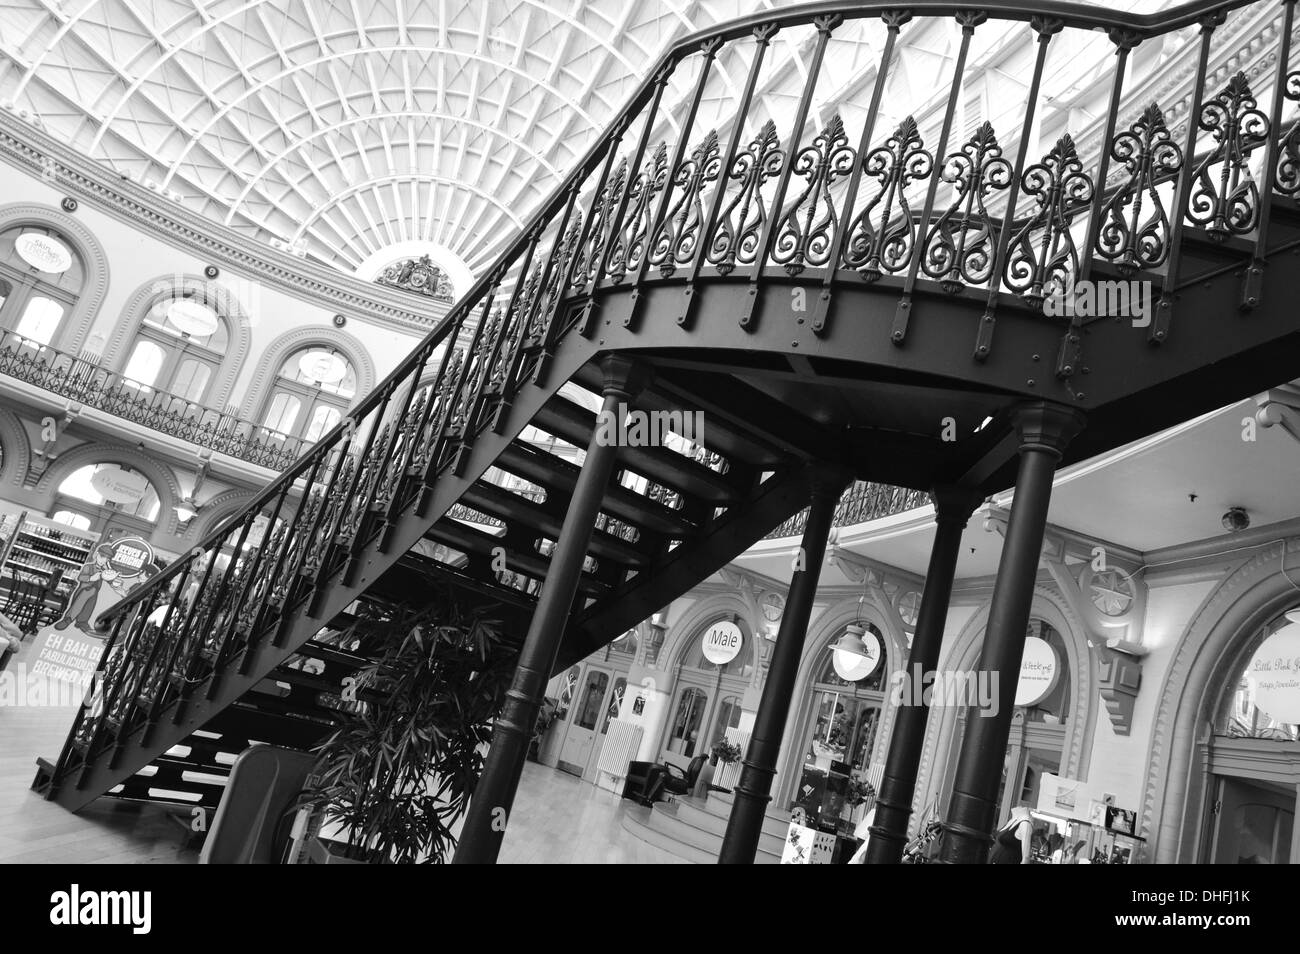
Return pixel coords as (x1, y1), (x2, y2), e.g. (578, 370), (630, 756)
(376, 255), (455, 301)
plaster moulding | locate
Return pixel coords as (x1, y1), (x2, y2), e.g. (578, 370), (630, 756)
(0, 112), (450, 336)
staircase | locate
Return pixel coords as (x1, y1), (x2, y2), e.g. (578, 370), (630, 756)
(623, 792), (787, 864)
(35, 0), (1300, 823)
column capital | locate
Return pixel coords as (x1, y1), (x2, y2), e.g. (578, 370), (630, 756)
(1011, 401), (1086, 458)
(928, 484), (983, 526)
(600, 354), (652, 396)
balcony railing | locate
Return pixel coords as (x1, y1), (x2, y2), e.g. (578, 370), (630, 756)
(763, 482), (931, 540)
(0, 329), (307, 470)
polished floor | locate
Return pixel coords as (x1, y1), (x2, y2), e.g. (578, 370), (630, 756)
(0, 641), (681, 864)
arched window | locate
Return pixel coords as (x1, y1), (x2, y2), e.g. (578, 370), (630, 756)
(120, 291), (231, 403)
(55, 463), (161, 523)
(0, 225), (86, 348)
(802, 623), (888, 777)
(261, 347), (357, 442)
(1218, 608), (1300, 741)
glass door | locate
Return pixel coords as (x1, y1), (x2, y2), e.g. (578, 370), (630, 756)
(1209, 776), (1296, 864)
(557, 667), (611, 778)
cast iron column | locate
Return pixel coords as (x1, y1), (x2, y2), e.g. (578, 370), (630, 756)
(453, 355), (645, 864)
(938, 402), (1084, 864)
(865, 485), (981, 863)
(718, 467), (849, 864)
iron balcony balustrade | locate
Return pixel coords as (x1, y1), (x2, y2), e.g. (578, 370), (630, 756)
(763, 482), (932, 540)
(37, 0), (1300, 813)
(0, 328), (306, 470)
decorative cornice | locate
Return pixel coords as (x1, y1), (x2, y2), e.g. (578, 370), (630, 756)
(0, 111), (450, 335)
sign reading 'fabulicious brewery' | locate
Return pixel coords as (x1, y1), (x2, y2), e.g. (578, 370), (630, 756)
(701, 620), (743, 665)
(1015, 636), (1059, 707)
(1246, 615), (1300, 725)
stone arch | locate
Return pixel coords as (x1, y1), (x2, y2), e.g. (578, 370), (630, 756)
(0, 202), (110, 355)
(0, 407), (32, 489)
(34, 441), (184, 538)
(185, 488), (258, 545)
(1141, 538), (1300, 863)
(101, 273), (254, 410)
(239, 325), (377, 421)
(658, 592), (761, 677)
(912, 585), (1097, 833)
(775, 594), (904, 804)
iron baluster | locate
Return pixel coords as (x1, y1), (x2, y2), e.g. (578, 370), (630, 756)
(238, 453), (328, 666)
(1242, 0), (1297, 309)
(1152, 11), (1226, 343)
(1055, 32), (1137, 381)
(680, 24), (777, 330)
(894, 10), (986, 344)
(626, 38), (723, 331)
(809, 10), (907, 335)
(972, 16), (1065, 361)
(738, 14), (841, 330)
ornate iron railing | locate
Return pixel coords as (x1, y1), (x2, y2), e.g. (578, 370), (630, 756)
(764, 482), (932, 540)
(48, 0), (1300, 788)
(0, 329), (306, 470)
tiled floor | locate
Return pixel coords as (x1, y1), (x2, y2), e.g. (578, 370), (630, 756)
(0, 640), (679, 864)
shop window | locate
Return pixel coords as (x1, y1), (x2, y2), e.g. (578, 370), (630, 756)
(121, 291), (232, 403)
(554, 665), (581, 721)
(1218, 607), (1300, 741)
(261, 347), (356, 442)
(711, 694), (743, 745)
(56, 463), (161, 523)
(667, 687), (709, 757)
(574, 670), (609, 732)
(0, 226), (86, 350)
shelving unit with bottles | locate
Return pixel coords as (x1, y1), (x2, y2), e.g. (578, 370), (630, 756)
(0, 510), (100, 634)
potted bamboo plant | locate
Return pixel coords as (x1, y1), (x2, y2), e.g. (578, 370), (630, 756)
(299, 590), (515, 863)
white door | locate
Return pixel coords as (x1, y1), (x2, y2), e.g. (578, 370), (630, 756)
(557, 667), (611, 777)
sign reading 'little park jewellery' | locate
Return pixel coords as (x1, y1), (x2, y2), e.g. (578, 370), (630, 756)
(1015, 636), (1059, 707)
(701, 620), (743, 665)
(1246, 614), (1300, 724)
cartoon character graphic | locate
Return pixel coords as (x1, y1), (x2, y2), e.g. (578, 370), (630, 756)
(54, 544), (117, 632)
(53, 537), (155, 635)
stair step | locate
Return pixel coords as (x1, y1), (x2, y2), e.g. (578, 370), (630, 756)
(533, 398), (741, 505)
(496, 442), (699, 538)
(426, 518), (613, 596)
(666, 799), (787, 854)
(459, 480), (652, 566)
(641, 801), (783, 863)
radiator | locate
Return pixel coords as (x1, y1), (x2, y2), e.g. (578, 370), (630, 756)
(596, 719), (644, 778)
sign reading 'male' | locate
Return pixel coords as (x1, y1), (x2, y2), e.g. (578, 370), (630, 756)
(49, 885), (151, 934)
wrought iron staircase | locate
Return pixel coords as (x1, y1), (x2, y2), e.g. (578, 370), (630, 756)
(34, 0), (1300, 823)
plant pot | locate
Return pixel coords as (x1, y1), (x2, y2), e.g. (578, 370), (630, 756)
(307, 835), (369, 864)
